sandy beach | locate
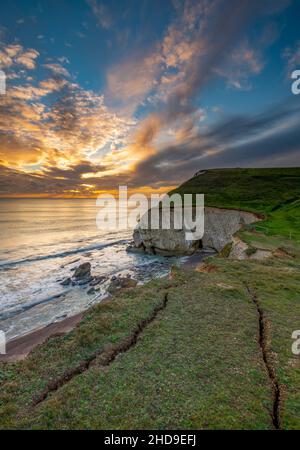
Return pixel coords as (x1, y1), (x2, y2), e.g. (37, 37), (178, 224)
(0, 312), (83, 363)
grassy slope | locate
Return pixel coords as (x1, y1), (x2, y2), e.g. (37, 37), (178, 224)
(0, 268), (273, 429)
(0, 168), (299, 430)
(171, 168), (300, 241)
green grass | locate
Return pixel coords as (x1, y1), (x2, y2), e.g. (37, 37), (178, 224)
(171, 168), (300, 241)
(212, 254), (300, 429)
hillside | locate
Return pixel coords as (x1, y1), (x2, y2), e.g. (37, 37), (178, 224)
(0, 168), (300, 430)
(171, 168), (300, 240)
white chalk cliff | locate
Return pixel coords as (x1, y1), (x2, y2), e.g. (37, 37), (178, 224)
(133, 207), (259, 255)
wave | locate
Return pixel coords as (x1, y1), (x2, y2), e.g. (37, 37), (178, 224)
(0, 289), (72, 321)
(0, 239), (129, 269)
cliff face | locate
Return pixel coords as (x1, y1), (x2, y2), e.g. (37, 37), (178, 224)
(201, 207), (258, 251)
(133, 207), (258, 255)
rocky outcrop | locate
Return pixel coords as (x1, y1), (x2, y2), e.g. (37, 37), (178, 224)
(60, 277), (72, 286)
(133, 207), (259, 255)
(107, 275), (138, 294)
(74, 262), (91, 279)
(201, 207), (258, 252)
(229, 237), (272, 261)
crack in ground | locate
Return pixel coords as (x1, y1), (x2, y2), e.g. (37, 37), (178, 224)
(32, 291), (170, 406)
(245, 283), (282, 430)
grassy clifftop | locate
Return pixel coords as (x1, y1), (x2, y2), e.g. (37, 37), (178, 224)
(171, 168), (300, 241)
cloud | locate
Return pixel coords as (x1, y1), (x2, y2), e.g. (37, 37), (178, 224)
(44, 63), (70, 77)
(39, 78), (69, 93)
(89, 0), (294, 191)
(0, 44), (39, 70)
(15, 49), (39, 69)
(123, 0), (291, 159)
(106, 50), (163, 116)
(0, 160), (107, 196)
(282, 41), (300, 74)
(1, 98), (299, 196)
(105, 0), (210, 115)
(119, 0), (259, 158)
(87, 0), (113, 29)
(0, 0), (295, 197)
(215, 41), (264, 90)
(0, 69), (134, 175)
(128, 98), (300, 187)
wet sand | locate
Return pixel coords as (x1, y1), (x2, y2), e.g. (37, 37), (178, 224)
(0, 313), (83, 363)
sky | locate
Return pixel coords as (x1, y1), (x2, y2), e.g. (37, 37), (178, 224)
(0, 0), (299, 197)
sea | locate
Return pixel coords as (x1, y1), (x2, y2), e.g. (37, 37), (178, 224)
(0, 198), (185, 341)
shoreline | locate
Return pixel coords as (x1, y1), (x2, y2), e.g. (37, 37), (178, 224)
(0, 312), (83, 363)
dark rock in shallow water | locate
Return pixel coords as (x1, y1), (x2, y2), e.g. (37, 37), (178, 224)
(60, 277), (71, 286)
(126, 245), (145, 254)
(74, 262), (91, 279)
(77, 276), (93, 286)
(87, 287), (95, 295)
(89, 275), (106, 286)
(107, 275), (138, 294)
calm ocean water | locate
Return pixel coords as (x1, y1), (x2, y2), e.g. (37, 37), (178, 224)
(0, 199), (182, 341)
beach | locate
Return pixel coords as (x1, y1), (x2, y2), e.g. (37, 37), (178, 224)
(0, 312), (83, 362)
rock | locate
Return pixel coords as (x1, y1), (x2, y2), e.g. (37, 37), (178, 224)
(74, 262), (91, 279)
(201, 208), (258, 252)
(133, 228), (143, 248)
(126, 245), (145, 254)
(229, 237), (272, 261)
(107, 275), (138, 294)
(89, 276), (106, 286)
(121, 278), (138, 288)
(87, 287), (95, 295)
(133, 207), (259, 255)
(60, 277), (71, 286)
(77, 276), (93, 286)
